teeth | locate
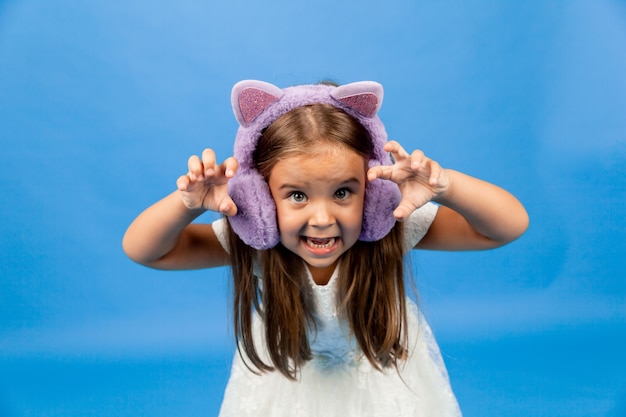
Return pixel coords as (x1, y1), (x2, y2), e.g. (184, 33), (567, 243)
(306, 237), (335, 248)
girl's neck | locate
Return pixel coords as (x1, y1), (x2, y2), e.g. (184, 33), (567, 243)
(307, 261), (339, 286)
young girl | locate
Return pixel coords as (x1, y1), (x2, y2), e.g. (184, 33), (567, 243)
(123, 80), (528, 416)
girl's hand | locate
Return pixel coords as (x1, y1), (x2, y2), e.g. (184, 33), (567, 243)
(175, 148), (239, 216)
(368, 141), (450, 221)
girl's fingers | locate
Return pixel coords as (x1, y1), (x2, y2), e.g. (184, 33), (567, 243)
(223, 157), (239, 178)
(176, 174), (190, 191)
(187, 155), (205, 180)
(201, 148), (217, 176)
(427, 160), (441, 185)
(367, 164), (394, 181)
(384, 140), (410, 162)
(218, 195), (238, 216)
(392, 199), (416, 222)
(410, 150), (426, 170)
(187, 149), (238, 182)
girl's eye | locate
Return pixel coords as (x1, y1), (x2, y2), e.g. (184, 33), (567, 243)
(335, 188), (350, 200)
(289, 192), (307, 203)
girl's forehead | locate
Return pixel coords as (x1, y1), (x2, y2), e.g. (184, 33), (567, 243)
(285, 140), (364, 160)
(270, 144), (367, 182)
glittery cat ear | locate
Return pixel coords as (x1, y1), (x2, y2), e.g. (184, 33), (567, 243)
(231, 80), (284, 127)
(330, 81), (383, 118)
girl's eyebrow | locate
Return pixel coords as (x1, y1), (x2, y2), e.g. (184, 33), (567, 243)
(336, 177), (362, 187)
(277, 182), (305, 190)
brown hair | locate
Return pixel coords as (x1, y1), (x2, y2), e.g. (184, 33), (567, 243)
(226, 103), (407, 379)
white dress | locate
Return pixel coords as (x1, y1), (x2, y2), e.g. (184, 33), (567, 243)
(213, 203), (462, 417)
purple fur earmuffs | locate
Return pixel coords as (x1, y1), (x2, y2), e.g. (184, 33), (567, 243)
(228, 80), (401, 250)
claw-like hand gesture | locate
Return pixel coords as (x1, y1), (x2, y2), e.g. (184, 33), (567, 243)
(368, 141), (450, 221)
(175, 149), (239, 216)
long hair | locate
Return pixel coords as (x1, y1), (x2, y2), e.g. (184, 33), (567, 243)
(227, 103), (407, 379)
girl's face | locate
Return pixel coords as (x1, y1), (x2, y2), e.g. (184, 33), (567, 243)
(267, 142), (367, 284)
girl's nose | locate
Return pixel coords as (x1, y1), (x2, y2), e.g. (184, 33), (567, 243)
(308, 203), (335, 228)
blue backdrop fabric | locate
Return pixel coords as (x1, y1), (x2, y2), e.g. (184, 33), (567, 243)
(1, 1), (625, 416)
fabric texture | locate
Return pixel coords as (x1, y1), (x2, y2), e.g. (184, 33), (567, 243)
(212, 203), (462, 417)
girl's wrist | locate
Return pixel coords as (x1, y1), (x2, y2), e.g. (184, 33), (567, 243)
(432, 169), (457, 205)
(173, 190), (208, 219)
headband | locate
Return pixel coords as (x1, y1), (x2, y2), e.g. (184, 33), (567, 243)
(227, 80), (401, 250)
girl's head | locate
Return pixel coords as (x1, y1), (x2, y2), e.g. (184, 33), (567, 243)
(257, 104), (372, 282)
(228, 80), (401, 250)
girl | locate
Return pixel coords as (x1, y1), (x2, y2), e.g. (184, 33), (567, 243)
(123, 80), (529, 416)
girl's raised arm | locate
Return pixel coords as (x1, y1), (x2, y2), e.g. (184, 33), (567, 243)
(367, 141), (529, 251)
(418, 170), (529, 250)
(122, 149), (237, 270)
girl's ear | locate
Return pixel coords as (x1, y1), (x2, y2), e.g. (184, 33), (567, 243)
(330, 81), (384, 118)
(231, 80), (284, 127)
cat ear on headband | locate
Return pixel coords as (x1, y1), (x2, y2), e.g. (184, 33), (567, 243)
(231, 80), (384, 127)
(231, 80), (284, 127)
(330, 81), (384, 118)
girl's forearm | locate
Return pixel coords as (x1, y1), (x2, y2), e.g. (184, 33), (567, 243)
(122, 191), (207, 266)
(433, 169), (529, 245)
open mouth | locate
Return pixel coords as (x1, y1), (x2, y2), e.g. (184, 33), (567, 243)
(305, 237), (336, 249)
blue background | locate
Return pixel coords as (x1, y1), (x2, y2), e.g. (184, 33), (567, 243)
(1, 1), (625, 416)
